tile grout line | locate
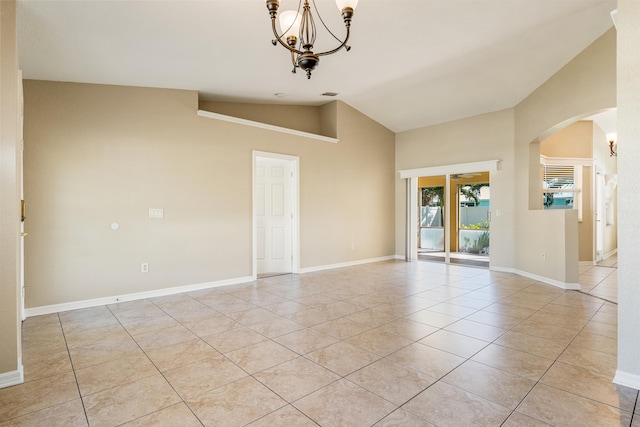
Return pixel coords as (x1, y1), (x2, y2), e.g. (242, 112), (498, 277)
(503, 291), (624, 425)
(57, 312), (91, 427)
(126, 297), (216, 426)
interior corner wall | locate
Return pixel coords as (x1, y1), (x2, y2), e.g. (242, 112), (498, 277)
(0, 0), (22, 380)
(394, 108), (516, 270)
(513, 28), (616, 284)
(615, 0), (640, 390)
(23, 82), (395, 309)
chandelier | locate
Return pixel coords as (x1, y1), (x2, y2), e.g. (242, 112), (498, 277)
(265, 0), (359, 79)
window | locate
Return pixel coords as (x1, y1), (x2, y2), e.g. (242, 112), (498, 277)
(541, 159), (584, 221)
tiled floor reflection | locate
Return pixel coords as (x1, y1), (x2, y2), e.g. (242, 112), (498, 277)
(2, 260), (637, 426)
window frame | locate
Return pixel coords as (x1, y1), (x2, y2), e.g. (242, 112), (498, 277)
(540, 155), (592, 222)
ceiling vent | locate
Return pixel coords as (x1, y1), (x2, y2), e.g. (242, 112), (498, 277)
(322, 92), (339, 97)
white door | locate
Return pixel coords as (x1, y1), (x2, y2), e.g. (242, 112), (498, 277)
(256, 158), (292, 275)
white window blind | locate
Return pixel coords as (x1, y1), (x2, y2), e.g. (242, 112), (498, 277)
(543, 165), (575, 188)
(541, 163), (583, 221)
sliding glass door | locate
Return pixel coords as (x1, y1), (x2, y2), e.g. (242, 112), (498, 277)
(416, 172), (490, 267)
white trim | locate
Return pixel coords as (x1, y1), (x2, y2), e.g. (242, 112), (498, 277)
(0, 359), (23, 389)
(489, 265), (517, 274)
(490, 266), (581, 290)
(24, 276), (254, 317)
(613, 370), (640, 391)
(444, 173), (451, 264)
(408, 177), (418, 260)
(298, 256), (397, 274)
(399, 160), (500, 179)
(26, 256), (396, 317)
(197, 110), (339, 144)
(539, 155), (594, 166)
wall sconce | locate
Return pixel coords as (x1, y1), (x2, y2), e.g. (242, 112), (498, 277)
(606, 132), (617, 157)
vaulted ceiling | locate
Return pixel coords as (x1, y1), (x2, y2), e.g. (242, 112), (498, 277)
(17, 0), (616, 133)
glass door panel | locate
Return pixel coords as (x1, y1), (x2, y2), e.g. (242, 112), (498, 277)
(418, 176), (446, 262)
(454, 172), (490, 266)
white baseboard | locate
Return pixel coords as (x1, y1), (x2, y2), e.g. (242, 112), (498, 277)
(25, 255), (398, 317)
(489, 265), (516, 274)
(490, 266), (580, 290)
(25, 276), (254, 317)
(298, 255), (397, 274)
(0, 359), (23, 389)
(613, 369), (640, 391)
(24, 254), (585, 317)
(603, 249), (618, 260)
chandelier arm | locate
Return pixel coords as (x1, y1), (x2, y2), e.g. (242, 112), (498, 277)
(311, 0), (344, 45)
(270, 18), (303, 55)
(315, 26), (351, 57)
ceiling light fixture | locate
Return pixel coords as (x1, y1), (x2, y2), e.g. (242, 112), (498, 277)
(265, 0), (358, 79)
(607, 132), (617, 157)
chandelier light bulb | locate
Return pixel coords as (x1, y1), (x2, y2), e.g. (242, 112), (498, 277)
(335, 0), (358, 12)
(279, 10), (302, 40)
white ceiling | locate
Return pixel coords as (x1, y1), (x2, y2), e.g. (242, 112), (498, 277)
(16, 0), (617, 133)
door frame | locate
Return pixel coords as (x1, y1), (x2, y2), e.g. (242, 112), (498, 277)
(252, 151), (300, 279)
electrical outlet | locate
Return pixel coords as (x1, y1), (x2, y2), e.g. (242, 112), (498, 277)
(141, 263), (149, 273)
(541, 253), (546, 262)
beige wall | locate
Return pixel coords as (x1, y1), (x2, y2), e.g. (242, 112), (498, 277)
(23, 81), (395, 308)
(540, 121), (594, 263)
(540, 120), (593, 158)
(513, 28), (616, 284)
(199, 101), (327, 137)
(395, 108), (516, 269)
(0, 0), (22, 380)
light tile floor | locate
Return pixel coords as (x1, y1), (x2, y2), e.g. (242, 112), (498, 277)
(580, 254), (618, 303)
(1, 260), (637, 426)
